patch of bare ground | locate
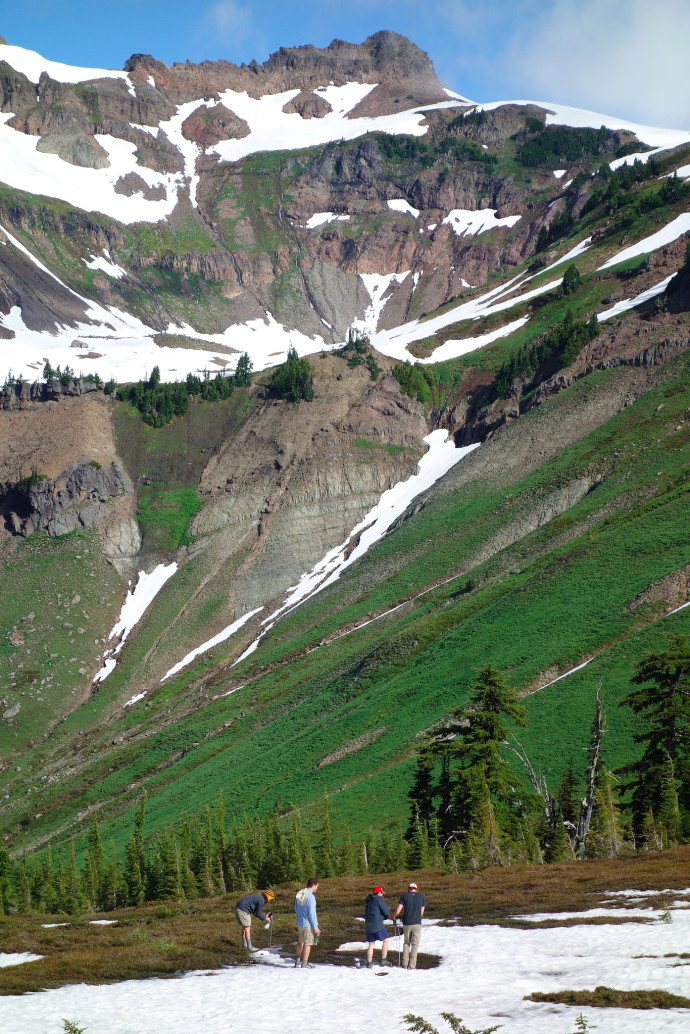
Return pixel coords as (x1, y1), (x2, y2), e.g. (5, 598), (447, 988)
(0, 394), (118, 483)
(1, 849), (688, 994)
(316, 726), (389, 768)
(526, 987), (690, 1009)
(152, 333), (239, 354)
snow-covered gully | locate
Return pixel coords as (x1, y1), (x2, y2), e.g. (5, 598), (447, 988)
(232, 433), (479, 666)
(93, 563), (178, 684)
(1, 893), (689, 1033)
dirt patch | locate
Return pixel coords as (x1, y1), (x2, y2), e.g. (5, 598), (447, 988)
(627, 562), (690, 612)
(317, 726), (389, 768)
(0, 394), (118, 483)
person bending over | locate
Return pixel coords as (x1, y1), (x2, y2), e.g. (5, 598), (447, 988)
(234, 888), (274, 950)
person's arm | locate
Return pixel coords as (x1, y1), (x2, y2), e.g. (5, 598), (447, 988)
(420, 905), (425, 917)
(380, 899), (391, 919)
(307, 894), (318, 929)
(393, 903), (402, 919)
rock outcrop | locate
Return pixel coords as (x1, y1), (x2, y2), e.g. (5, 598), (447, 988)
(1, 458), (132, 537)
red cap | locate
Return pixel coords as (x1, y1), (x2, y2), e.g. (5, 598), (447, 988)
(373, 886), (384, 894)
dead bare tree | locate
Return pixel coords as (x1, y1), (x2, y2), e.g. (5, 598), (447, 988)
(574, 683), (605, 859)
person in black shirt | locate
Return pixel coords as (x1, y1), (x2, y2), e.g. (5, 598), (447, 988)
(234, 889), (274, 950)
(393, 881), (426, 969)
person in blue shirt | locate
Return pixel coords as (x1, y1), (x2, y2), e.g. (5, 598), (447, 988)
(364, 885), (391, 967)
(294, 878), (320, 968)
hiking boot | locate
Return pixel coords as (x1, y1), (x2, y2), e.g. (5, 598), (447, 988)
(301, 961), (316, 968)
(380, 957), (392, 967)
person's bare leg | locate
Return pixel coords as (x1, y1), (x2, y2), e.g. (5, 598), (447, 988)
(366, 942), (374, 964)
(381, 937), (389, 962)
(242, 925), (252, 947)
(302, 944), (311, 964)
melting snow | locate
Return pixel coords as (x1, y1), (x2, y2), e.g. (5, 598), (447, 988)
(305, 212), (350, 228)
(2, 898), (689, 1033)
(387, 199), (420, 218)
(83, 251), (127, 279)
(0, 113), (181, 224)
(93, 563), (177, 683)
(234, 433), (479, 665)
(598, 275), (676, 321)
(0, 952), (43, 969)
(0, 42), (130, 86)
(553, 169), (567, 178)
(537, 657), (594, 692)
(442, 208), (521, 237)
(124, 691), (147, 708)
(162, 607), (264, 682)
(352, 272), (410, 337)
(598, 212), (690, 269)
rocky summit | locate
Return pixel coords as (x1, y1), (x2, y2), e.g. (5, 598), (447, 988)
(0, 29), (689, 888)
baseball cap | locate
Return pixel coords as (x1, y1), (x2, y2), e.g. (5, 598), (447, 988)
(373, 886), (384, 894)
(408, 882), (418, 889)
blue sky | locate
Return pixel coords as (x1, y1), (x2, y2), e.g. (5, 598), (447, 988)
(2, 0), (688, 127)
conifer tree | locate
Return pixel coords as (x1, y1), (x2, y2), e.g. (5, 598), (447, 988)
(62, 841), (82, 916)
(158, 829), (183, 900)
(314, 796), (337, 878)
(586, 765), (623, 858)
(543, 807), (572, 862)
(657, 753), (682, 846)
(0, 845), (13, 914)
(123, 836), (145, 906)
(462, 773), (505, 869)
(336, 826), (357, 877)
(640, 807), (661, 852)
(430, 665), (526, 843)
(406, 751), (436, 837)
(408, 816), (432, 870)
(620, 635), (690, 838)
(556, 759), (579, 827)
(15, 860), (31, 913)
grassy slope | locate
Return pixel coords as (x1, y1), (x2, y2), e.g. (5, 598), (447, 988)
(6, 349), (688, 860)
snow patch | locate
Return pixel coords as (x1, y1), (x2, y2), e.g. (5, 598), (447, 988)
(352, 271), (410, 337)
(598, 213), (690, 269)
(387, 199), (420, 218)
(234, 433), (478, 665)
(553, 169), (567, 178)
(162, 607), (264, 682)
(0, 42), (129, 85)
(0, 952), (43, 968)
(83, 251), (127, 280)
(442, 208), (521, 237)
(305, 212), (350, 229)
(0, 113), (181, 224)
(93, 563), (177, 683)
(2, 900), (690, 1034)
(537, 657), (594, 692)
(124, 691), (147, 708)
(598, 275), (675, 321)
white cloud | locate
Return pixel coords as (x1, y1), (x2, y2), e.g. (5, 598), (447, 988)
(198, 1), (258, 48)
(499, 0), (690, 129)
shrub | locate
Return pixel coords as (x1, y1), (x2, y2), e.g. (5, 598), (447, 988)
(268, 346), (314, 402)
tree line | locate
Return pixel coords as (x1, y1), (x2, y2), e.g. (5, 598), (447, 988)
(0, 636), (686, 915)
(406, 636), (689, 869)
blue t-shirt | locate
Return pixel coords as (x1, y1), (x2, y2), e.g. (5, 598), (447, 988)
(398, 891), (426, 925)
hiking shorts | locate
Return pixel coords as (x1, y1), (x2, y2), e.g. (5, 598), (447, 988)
(235, 907), (252, 927)
(297, 925), (315, 945)
(366, 929), (387, 943)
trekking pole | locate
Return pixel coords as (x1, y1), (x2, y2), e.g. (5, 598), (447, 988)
(395, 919), (401, 967)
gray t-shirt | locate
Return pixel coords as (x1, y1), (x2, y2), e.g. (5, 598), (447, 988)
(398, 891), (426, 925)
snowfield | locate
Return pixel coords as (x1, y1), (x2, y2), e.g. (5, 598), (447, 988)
(1, 893), (688, 1034)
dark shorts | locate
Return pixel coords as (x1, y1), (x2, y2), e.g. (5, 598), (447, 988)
(366, 929), (388, 943)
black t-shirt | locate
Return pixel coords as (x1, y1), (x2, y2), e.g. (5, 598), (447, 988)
(398, 891), (426, 925)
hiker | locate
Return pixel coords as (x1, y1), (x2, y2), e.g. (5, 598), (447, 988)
(234, 889), (274, 949)
(393, 881), (426, 969)
(364, 885), (391, 967)
(294, 877), (320, 968)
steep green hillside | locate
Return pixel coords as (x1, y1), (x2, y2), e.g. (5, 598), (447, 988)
(3, 341), (688, 860)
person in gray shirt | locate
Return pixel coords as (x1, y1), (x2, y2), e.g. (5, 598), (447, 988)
(393, 881), (426, 969)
